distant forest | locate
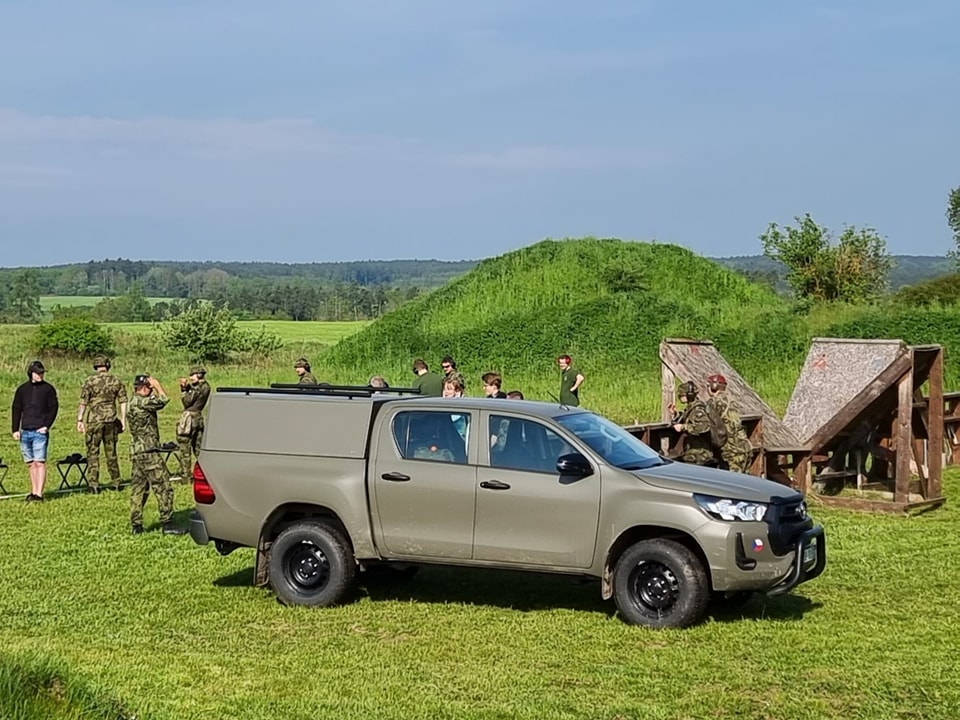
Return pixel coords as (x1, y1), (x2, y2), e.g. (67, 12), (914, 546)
(0, 253), (952, 324)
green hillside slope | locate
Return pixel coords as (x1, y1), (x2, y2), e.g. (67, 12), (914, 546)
(321, 238), (807, 420)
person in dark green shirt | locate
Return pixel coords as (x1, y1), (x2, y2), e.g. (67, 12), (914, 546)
(557, 354), (585, 407)
(412, 359), (443, 397)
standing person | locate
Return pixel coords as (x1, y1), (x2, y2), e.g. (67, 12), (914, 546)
(11, 360), (59, 502)
(412, 359), (443, 397)
(557, 355), (585, 407)
(128, 374), (186, 535)
(294, 358), (318, 385)
(440, 356), (466, 392)
(670, 381), (716, 466)
(481, 372), (507, 399)
(176, 366), (210, 479)
(77, 355), (127, 493)
(706, 373), (752, 473)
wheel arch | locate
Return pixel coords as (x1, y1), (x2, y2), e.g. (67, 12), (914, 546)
(601, 525), (711, 600)
(254, 503), (353, 587)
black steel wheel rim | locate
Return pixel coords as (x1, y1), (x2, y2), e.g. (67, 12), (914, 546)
(286, 541), (330, 591)
(630, 560), (679, 613)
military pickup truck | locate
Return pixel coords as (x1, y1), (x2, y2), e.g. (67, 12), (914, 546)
(189, 384), (825, 628)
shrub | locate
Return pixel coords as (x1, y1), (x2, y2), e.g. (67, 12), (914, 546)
(236, 325), (285, 356)
(159, 303), (241, 362)
(34, 316), (113, 356)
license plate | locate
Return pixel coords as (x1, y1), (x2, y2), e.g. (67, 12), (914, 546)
(802, 544), (817, 566)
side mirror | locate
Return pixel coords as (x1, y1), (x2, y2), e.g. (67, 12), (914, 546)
(556, 452), (593, 477)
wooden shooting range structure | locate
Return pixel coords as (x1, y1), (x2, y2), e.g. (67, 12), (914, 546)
(659, 338), (947, 513)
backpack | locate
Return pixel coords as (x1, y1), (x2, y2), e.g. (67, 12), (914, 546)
(706, 402), (728, 447)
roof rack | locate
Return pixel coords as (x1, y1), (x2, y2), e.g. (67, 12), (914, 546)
(215, 383), (422, 399)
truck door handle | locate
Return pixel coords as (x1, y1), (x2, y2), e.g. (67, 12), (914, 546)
(381, 472), (411, 482)
(480, 480), (511, 490)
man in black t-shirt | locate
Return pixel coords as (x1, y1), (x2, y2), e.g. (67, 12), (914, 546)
(11, 360), (59, 502)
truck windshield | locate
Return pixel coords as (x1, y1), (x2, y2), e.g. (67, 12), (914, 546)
(556, 412), (665, 470)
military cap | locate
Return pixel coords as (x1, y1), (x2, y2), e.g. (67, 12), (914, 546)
(294, 357), (310, 369)
(134, 374), (151, 388)
(92, 355), (111, 369)
(190, 366), (207, 376)
(708, 373), (728, 386)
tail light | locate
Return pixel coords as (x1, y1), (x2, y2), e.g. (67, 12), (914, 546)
(192, 462), (216, 505)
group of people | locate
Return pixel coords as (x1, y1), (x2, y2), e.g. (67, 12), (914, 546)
(669, 373), (752, 472)
(290, 353), (586, 407)
(9, 356), (210, 535)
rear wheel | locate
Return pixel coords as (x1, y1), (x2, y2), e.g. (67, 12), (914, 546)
(613, 538), (709, 628)
(269, 521), (356, 607)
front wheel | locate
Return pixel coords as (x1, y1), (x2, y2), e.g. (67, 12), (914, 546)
(613, 538), (709, 628)
(269, 521), (356, 607)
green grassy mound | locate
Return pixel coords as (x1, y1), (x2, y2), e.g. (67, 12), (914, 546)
(0, 653), (133, 720)
(322, 238), (807, 420)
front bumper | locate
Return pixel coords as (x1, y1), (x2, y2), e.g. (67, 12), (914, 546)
(189, 510), (210, 546)
(766, 524), (826, 596)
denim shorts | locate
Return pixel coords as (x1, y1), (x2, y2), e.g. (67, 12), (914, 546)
(20, 429), (50, 462)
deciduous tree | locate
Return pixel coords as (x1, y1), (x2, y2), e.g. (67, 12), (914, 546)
(760, 214), (892, 303)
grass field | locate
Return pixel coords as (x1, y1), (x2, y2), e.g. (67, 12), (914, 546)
(0, 474), (958, 719)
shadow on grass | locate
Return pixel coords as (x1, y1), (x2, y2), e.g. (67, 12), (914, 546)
(214, 564), (821, 624)
(708, 593), (821, 623)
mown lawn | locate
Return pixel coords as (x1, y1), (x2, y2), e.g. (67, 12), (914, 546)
(0, 473), (958, 719)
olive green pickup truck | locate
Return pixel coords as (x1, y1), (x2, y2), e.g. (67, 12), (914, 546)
(189, 384), (825, 628)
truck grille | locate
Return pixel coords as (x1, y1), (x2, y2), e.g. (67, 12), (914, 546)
(779, 500), (808, 522)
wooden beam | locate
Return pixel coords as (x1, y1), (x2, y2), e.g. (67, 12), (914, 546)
(927, 348), (944, 499)
(660, 361), (676, 423)
(895, 369), (913, 504)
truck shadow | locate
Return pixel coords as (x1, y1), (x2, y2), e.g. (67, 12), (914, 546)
(213, 565), (820, 623)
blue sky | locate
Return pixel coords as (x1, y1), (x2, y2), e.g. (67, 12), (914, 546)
(1, 0), (957, 265)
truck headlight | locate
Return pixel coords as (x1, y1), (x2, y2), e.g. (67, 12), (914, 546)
(694, 494), (768, 522)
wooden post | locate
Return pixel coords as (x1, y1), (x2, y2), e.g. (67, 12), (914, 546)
(660, 362), (676, 455)
(928, 349), (944, 499)
(661, 363), (676, 423)
(895, 370), (913, 504)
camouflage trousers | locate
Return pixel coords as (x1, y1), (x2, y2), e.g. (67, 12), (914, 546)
(85, 421), (121, 489)
(130, 454), (173, 528)
(176, 414), (204, 479)
(721, 440), (752, 474)
(681, 447), (716, 466)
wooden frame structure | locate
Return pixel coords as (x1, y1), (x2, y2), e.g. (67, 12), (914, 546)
(784, 340), (944, 512)
(658, 338), (947, 513)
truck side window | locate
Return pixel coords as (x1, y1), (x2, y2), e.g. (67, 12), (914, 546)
(489, 416), (569, 474)
(393, 411), (469, 464)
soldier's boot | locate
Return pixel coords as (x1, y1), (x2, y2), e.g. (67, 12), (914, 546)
(131, 524), (145, 535)
(162, 523), (187, 536)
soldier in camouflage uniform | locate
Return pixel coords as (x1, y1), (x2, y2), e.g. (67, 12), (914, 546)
(76, 355), (127, 493)
(707, 374), (753, 473)
(128, 374), (186, 535)
(671, 381), (716, 466)
(176, 366), (211, 479)
(294, 358), (318, 385)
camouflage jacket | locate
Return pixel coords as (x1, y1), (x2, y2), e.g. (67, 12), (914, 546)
(299, 373), (319, 386)
(680, 398), (714, 452)
(128, 392), (169, 455)
(181, 379), (211, 413)
(79, 372), (127, 424)
(709, 395), (751, 450)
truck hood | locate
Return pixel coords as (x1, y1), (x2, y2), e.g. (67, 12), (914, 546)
(635, 461), (803, 504)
